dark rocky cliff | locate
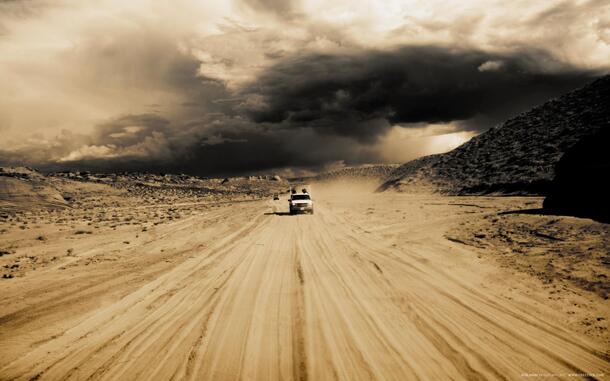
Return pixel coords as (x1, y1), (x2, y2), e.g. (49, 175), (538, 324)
(543, 127), (610, 222)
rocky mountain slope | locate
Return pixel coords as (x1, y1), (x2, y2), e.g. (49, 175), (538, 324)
(379, 75), (609, 195)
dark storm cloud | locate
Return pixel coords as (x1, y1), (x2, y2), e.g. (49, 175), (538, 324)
(0, 43), (601, 176)
(242, 46), (599, 141)
(14, 112), (374, 177)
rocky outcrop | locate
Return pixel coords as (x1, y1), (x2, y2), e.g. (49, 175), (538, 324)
(543, 128), (610, 223)
(0, 167), (44, 180)
(379, 75), (610, 195)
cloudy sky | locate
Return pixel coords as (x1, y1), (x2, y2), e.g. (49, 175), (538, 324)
(0, 0), (608, 176)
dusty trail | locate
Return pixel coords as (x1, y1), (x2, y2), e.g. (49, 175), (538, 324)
(0, 192), (608, 380)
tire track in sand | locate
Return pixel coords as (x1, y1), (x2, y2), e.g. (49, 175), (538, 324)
(1, 199), (608, 380)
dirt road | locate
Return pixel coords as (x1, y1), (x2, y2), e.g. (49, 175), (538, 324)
(1, 190), (608, 380)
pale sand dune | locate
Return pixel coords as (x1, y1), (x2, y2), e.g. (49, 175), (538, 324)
(0, 189), (608, 380)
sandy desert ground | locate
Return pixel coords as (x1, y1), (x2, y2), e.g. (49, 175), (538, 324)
(1, 182), (609, 380)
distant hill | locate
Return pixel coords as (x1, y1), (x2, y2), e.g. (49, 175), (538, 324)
(379, 75), (609, 195)
(301, 164), (400, 183)
(0, 168), (289, 214)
